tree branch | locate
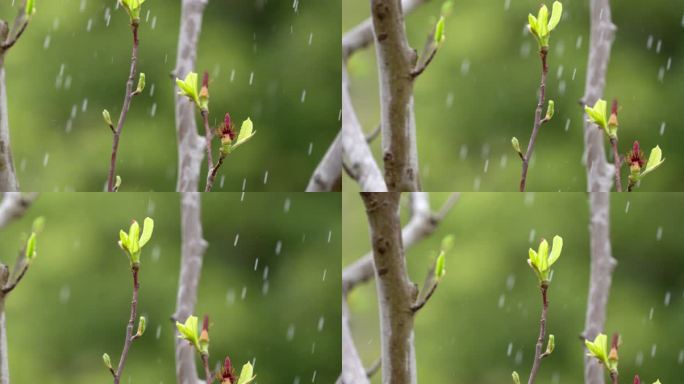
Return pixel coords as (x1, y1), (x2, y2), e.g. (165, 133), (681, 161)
(582, 0), (616, 193)
(360, 192), (417, 384)
(583, 192), (617, 384)
(0, 193), (35, 230)
(609, 138), (622, 192)
(174, 0), (209, 193)
(340, 299), (370, 384)
(371, 0), (420, 191)
(342, 66), (387, 192)
(173, 192), (208, 384)
(527, 283), (549, 384)
(107, 21), (140, 192)
(343, 192), (458, 293)
(306, 132), (342, 192)
(519, 48), (549, 192)
(113, 266), (140, 384)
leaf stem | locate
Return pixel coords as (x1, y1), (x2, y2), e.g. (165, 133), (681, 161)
(527, 282), (549, 384)
(205, 154), (225, 192)
(519, 47), (548, 192)
(113, 266), (140, 384)
(107, 22), (140, 192)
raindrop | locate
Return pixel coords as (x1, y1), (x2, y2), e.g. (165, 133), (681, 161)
(483, 159), (489, 173)
(666, 57), (672, 71)
(650, 344), (657, 358)
(301, 90), (307, 103)
(308, 142), (314, 156)
(664, 291), (671, 306)
(81, 98), (89, 112)
(43, 153), (50, 167)
(659, 122), (666, 136)
(648, 307), (654, 320)
(678, 349), (684, 364)
(241, 286), (248, 300)
(625, 201), (630, 213)
(317, 317), (325, 331)
(226, 289), (236, 305)
(507, 342), (513, 356)
(657, 67), (665, 82)
(564, 118), (571, 132)
(275, 241), (283, 255)
(571, 68), (577, 81)
(506, 274), (516, 290)
(529, 229), (536, 243)
(459, 145), (468, 160)
(262, 281), (270, 295)
(327, 230), (332, 243)
(284, 198), (291, 213)
(321, 269), (327, 281)
(308, 33), (313, 45)
(498, 294), (506, 308)
(446, 92), (454, 108)
(155, 325), (162, 339)
(151, 16), (157, 30)
(249, 72), (254, 85)
(86, 19), (93, 32)
(460, 59), (471, 76)
(43, 35), (51, 50)
(655, 39), (662, 54)
(230, 69), (236, 82)
(286, 324), (296, 341)
(576, 35), (583, 49)
(254, 258), (259, 271)
(500, 154), (508, 168)
(656, 226), (663, 241)
(503, 0), (511, 11)
(635, 350), (644, 366)
(151, 245), (161, 262)
(242, 178), (247, 191)
(263, 171), (269, 184)
(647, 35), (654, 50)
(59, 285), (71, 303)
(515, 349), (523, 365)
(150, 103), (157, 117)
(263, 266), (269, 280)
(80, 0), (87, 12)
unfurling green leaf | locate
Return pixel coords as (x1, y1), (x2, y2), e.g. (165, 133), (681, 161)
(232, 118), (256, 150)
(440, 1), (454, 16)
(548, 1), (563, 31)
(585, 99), (608, 130)
(136, 316), (146, 337)
(441, 235), (455, 252)
(537, 5), (549, 38)
(176, 315), (201, 351)
(103, 109), (113, 127)
(102, 353), (112, 370)
(548, 235), (563, 266)
(546, 334), (555, 354)
(26, 0), (36, 16)
(511, 137), (521, 154)
(114, 175), (122, 191)
(119, 0), (146, 22)
(527, 235), (563, 283)
(435, 251), (446, 279)
(512, 371), (521, 384)
(119, 218), (154, 266)
(585, 333), (609, 366)
(176, 72), (200, 108)
(545, 100), (555, 120)
(25, 232), (37, 261)
(237, 362), (256, 384)
(139, 217), (154, 248)
(135, 72), (146, 94)
(641, 146), (665, 177)
(434, 16), (446, 44)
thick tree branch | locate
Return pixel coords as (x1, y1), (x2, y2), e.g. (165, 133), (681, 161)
(583, 192), (617, 384)
(340, 300), (370, 384)
(582, 0), (616, 193)
(343, 192), (458, 293)
(173, 192), (208, 384)
(582, 1), (617, 383)
(342, 66), (387, 192)
(174, 0), (209, 192)
(306, 132), (342, 192)
(360, 192), (417, 384)
(0, 193), (35, 229)
(0, 2), (31, 192)
(371, 0), (420, 191)
(342, 0), (431, 60)
(107, 21), (140, 192)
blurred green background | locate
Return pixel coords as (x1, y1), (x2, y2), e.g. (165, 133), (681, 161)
(343, 192), (684, 383)
(0, 192), (340, 383)
(0, 0), (340, 191)
(343, 0), (684, 191)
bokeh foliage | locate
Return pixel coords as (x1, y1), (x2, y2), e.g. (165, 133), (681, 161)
(343, 192), (684, 383)
(0, 0), (340, 191)
(0, 192), (341, 383)
(343, 0), (684, 191)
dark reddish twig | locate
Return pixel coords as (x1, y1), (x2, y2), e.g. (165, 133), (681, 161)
(113, 266), (140, 384)
(205, 155), (225, 192)
(610, 138), (622, 192)
(107, 21), (140, 192)
(527, 282), (549, 384)
(1, 19), (28, 51)
(200, 315), (212, 384)
(609, 333), (619, 384)
(519, 48), (549, 192)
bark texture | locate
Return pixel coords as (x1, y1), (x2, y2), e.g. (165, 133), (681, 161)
(581, 1), (617, 383)
(360, 192), (417, 384)
(173, 192), (208, 384)
(174, 0), (208, 192)
(306, 132), (342, 192)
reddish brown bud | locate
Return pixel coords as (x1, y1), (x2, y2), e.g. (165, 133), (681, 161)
(219, 112), (236, 142)
(633, 375), (640, 384)
(611, 98), (619, 116)
(221, 356), (236, 383)
(627, 141), (645, 168)
(200, 314), (210, 343)
(202, 71), (210, 89)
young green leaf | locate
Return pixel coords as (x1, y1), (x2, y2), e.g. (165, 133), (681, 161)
(585, 333), (609, 366)
(548, 235), (563, 266)
(135, 72), (146, 94)
(548, 1), (563, 31)
(232, 118), (256, 150)
(25, 232), (37, 261)
(585, 99), (608, 129)
(32, 216), (45, 234)
(236, 362), (256, 384)
(512, 371), (521, 384)
(119, 230), (129, 251)
(128, 220), (140, 256)
(537, 4), (549, 38)
(546, 334), (555, 354)
(102, 353), (112, 370)
(176, 315), (200, 351)
(641, 145), (664, 177)
(139, 217), (154, 248)
(114, 175), (122, 191)
(434, 16), (446, 44)
(537, 239), (549, 271)
(102, 109), (113, 127)
(176, 72), (200, 107)
(441, 235), (455, 252)
(511, 137), (521, 154)
(136, 316), (146, 337)
(545, 99), (555, 120)
(528, 14), (538, 36)
(26, 0), (36, 16)
(435, 251), (446, 279)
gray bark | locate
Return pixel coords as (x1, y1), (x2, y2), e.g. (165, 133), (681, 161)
(306, 132), (342, 192)
(342, 67), (387, 192)
(174, 0), (208, 192)
(0, 193), (34, 230)
(173, 192), (208, 384)
(0, 299), (8, 384)
(370, 0), (420, 191)
(360, 192), (417, 384)
(0, 58), (18, 192)
(581, 3), (617, 383)
(340, 300), (370, 384)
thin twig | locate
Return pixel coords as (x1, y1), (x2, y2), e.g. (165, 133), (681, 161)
(527, 282), (549, 384)
(366, 358), (381, 378)
(609, 138), (622, 192)
(410, 45), (438, 78)
(410, 281), (438, 313)
(200, 354), (212, 384)
(113, 266), (140, 384)
(205, 154), (225, 192)
(107, 22), (140, 192)
(200, 111), (214, 171)
(0, 262), (27, 295)
(0, 20), (28, 51)
(519, 47), (548, 192)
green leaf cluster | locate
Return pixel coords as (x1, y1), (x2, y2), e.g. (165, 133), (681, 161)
(527, 235), (562, 283)
(118, 217), (154, 267)
(527, 1), (562, 48)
